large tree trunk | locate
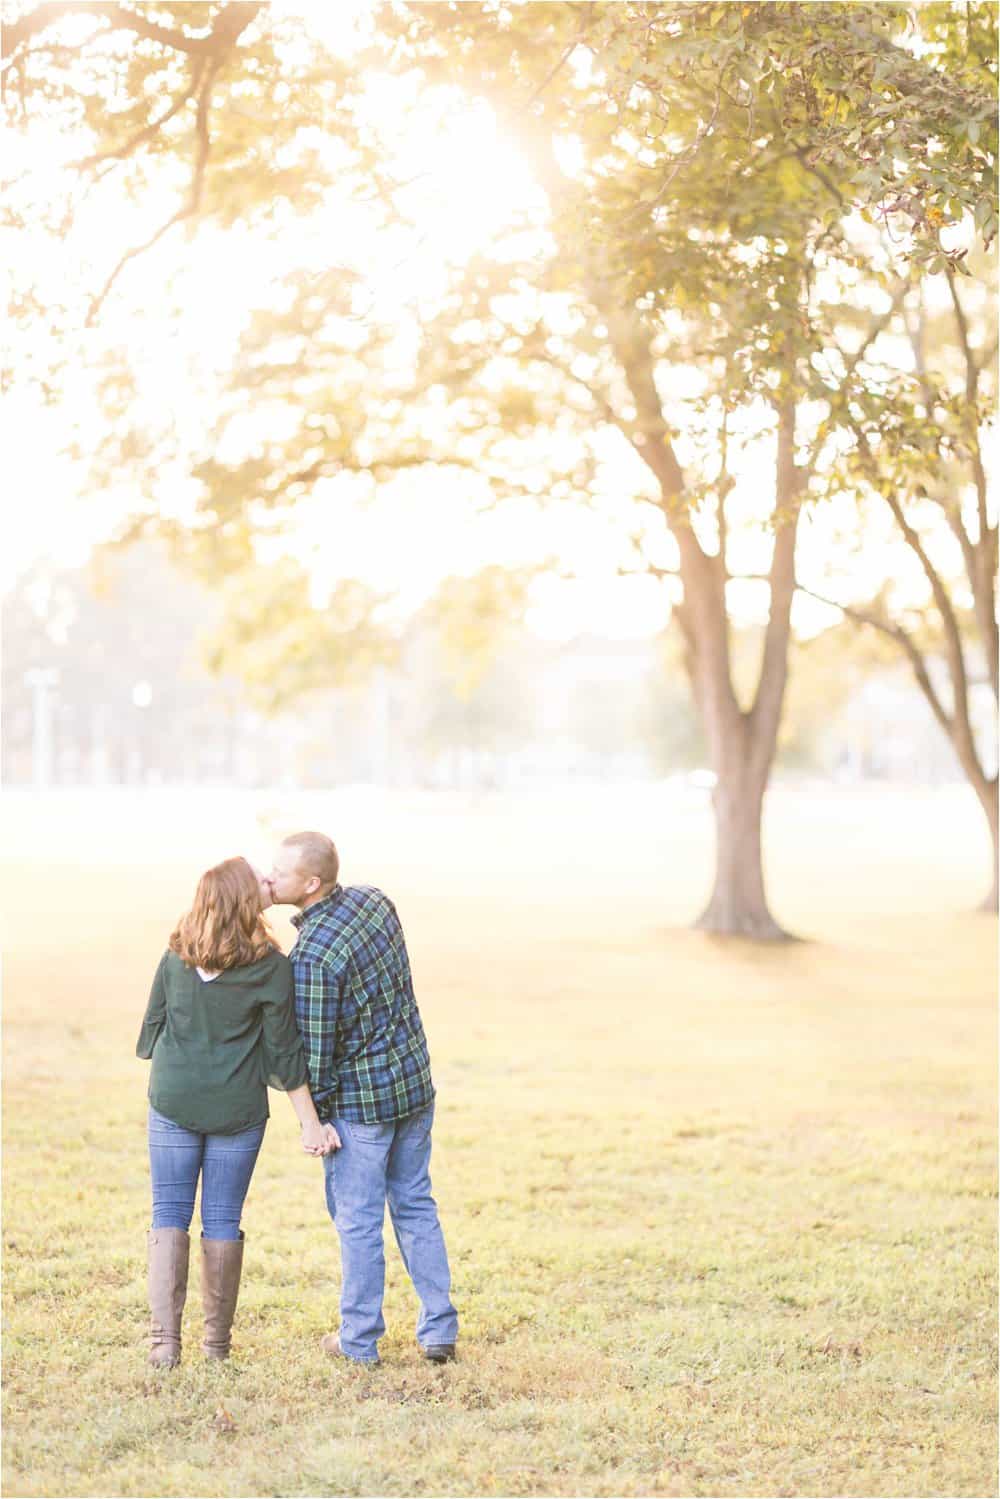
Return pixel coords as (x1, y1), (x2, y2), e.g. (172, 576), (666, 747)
(597, 306), (803, 938)
(696, 734), (785, 939)
(673, 517), (798, 941)
(523, 130), (806, 941)
(971, 773), (998, 913)
(674, 406), (801, 940)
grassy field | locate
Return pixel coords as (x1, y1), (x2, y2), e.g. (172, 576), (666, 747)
(2, 783), (996, 1498)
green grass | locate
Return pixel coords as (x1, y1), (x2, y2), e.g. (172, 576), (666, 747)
(2, 785), (996, 1496)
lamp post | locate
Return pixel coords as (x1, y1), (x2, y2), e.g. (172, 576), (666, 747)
(130, 680), (153, 784)
(23, 668), (60, 789)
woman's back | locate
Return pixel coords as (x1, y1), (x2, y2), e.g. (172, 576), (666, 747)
(137, 852), (330, 1371)
(138, 948), (304, 1134)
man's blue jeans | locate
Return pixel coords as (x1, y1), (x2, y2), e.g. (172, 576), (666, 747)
(148, 1106), (266, 1241)
(323, 1101), (458, 1363)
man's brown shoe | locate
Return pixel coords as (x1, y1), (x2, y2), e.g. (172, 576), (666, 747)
(321, 1333), (380, 1366)
(419, 1343), (456, 1364)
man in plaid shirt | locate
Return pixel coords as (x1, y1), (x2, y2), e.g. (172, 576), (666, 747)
(267, 831), (458, 1367)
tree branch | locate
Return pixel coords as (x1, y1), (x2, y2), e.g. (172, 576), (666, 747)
(793, 582), (955, 739)
(4, 2), (262, 59)
(944, 264), (997, 699)
(85, 51), (220, 325)
(0, 26), (105, 80)
(84, 205), (184, 325)
(525, 5), (593, 110)
(205, 447), (548, 521)
(945, 263), (990, 530)
(717, 399), (731, 579)
(624, 74), (726, 219)
(899, 287), (983, 595)
(70, 59), (207, 172)
(806, 284), (907, 469)
(880, 482), (974, 739)
(3, 2), (100, 53)
(793, 146), (847, 209)
(749, 400), (801, 757)
(525, 344), (644, 457)
(839, 418), (978, 765)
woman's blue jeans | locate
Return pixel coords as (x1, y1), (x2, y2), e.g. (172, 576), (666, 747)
(148, 1106), (266, 1241)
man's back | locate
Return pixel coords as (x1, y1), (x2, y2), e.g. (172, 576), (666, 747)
(290, 884), (435, 1125)
(270, 832), (458, 1365)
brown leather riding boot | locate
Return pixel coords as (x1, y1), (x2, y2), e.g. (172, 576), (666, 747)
(201, 1233), (244, 1359)
(147, 1227), (190, 1368)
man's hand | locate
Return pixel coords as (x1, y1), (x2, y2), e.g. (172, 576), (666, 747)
(301, 1119), (342, 1156)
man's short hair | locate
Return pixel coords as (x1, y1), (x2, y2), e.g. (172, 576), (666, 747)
(282, 831), (340, 889)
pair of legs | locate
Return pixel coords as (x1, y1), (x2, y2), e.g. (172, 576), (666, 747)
(146, 1107), (266, 1366)
(148, 1106), (266, 1237)
(324, 1101), (458, 1363)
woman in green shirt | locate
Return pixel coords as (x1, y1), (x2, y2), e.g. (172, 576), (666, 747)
(137, 855), (337, 1369)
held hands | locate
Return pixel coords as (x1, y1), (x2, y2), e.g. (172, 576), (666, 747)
(301, 1119), (342, 1157)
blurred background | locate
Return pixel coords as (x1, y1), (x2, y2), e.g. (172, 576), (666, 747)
(3, 537), (997, 794)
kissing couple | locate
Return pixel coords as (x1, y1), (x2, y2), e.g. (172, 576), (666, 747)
(136, 830), (459, 1369)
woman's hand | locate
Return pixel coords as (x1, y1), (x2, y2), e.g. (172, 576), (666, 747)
(301, 1118), (340, 1156)
(287, 1085), (338, 1155)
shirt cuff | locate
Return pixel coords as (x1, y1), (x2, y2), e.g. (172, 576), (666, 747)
(310, 1082), (339, 1121)
(262, 1048), (310, 1092)
(135, 1022), (163, 1060)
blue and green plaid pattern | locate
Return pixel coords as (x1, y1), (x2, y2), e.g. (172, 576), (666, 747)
(290, 885), (435, 1124)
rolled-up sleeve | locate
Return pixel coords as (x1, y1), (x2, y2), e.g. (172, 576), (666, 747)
(136, 952), (169, 1059)
(260, 967), (310, 1092)
(292, 958), (341, 1119)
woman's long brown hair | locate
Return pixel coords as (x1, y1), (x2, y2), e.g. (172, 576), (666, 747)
(169, 857), (275, 971)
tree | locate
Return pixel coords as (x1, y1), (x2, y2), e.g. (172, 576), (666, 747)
(5, 1), (996, 932)
(804, 253), (998, 905)
(199, 558), (393, 714)
(356, 1), (995, 934)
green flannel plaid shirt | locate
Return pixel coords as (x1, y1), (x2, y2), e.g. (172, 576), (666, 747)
(290, 885), (435, 1124)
